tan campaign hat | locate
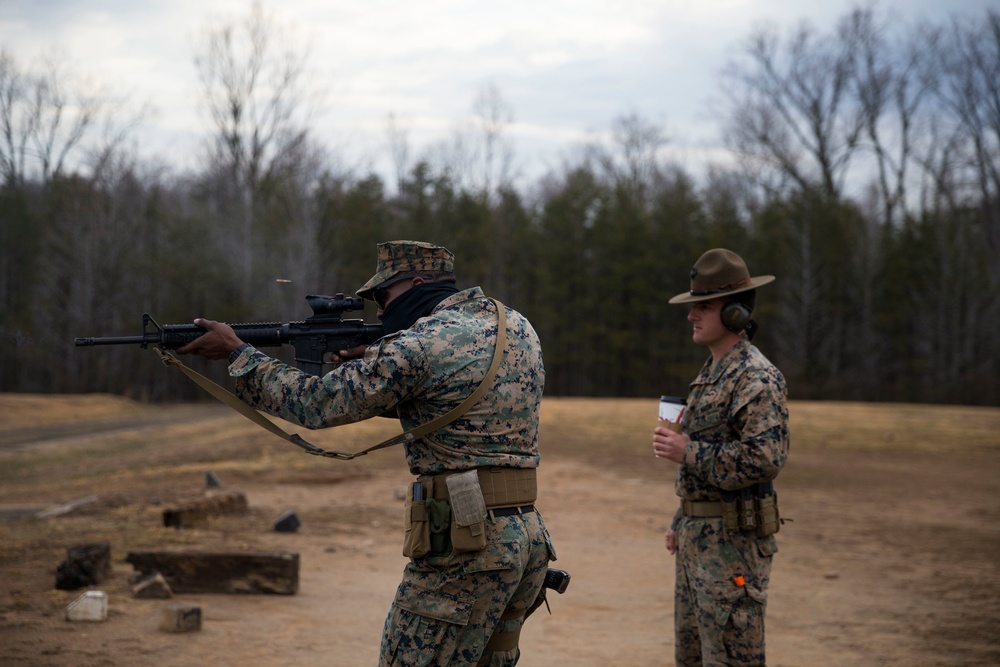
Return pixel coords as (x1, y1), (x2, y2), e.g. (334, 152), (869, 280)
(356, 240), (455, 300)
(668, 248), (775, 304)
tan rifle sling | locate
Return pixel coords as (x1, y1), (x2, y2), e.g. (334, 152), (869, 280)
(155, 298), (507, 460)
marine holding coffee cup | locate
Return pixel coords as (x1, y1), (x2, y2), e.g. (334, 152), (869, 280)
(652, 248), (789, 667)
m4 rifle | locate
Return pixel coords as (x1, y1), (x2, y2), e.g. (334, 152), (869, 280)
(75, 294), (383, 375)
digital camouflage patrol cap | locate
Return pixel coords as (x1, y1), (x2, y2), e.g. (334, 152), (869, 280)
(668, 248), (775, 304)
(356, 240), (455, 300)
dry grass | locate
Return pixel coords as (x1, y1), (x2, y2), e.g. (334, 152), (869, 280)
(0, 393), (148, 429)
(1, 393), (997, 529)
(536, 396), (1000, 479)
(788, 400), (1000, 451)
(2, 394), (998, 488)
(0, 393), (998, 667)
(0, 393), (407, 580)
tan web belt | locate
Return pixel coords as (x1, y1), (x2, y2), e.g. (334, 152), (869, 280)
(681, 499), (724, 518)
(422, 467), (537, 509)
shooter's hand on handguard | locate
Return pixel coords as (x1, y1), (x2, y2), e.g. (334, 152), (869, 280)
(177, 319), (243, 360)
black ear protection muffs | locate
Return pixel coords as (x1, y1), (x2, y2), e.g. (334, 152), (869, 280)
(721, 301), (752, 332)
(721, 289), (757, 334)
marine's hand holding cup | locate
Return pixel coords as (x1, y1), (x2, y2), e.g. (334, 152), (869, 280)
(653, 426), (688, 464)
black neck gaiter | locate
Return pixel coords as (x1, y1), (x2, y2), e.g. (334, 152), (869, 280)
(380, 282), (460, 335)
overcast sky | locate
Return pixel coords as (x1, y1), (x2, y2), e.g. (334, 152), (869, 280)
(1, 0), (993, 187)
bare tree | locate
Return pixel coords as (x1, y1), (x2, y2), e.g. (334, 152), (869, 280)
(721, 19), (865, 201)
(472, 82), (515, 201)
(934, 11), (1000, 257)
(193, 2), (319, 299)
(914, 10), (1000, 401)
(385, 112), (411, 195)
(0, 49), (101, 187)
(0, 50), (28, 186)
(849, 8), (936, 227)
(602, 110), (669, 204)
(423, 83), (516, 201)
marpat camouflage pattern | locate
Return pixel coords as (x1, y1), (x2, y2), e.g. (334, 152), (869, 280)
(380, 510), (554, 666)
(673, 337), (789, 667)
(675, 338), (789, 500)
(228, 287), (544, 476)
(227, 284), (553, 666)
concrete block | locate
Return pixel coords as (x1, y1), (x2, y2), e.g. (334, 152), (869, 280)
(159, 604), (202, 632)
(273, 510), (301, 532)
(132, 572), (173, 599)
(66, 591), (107, 622)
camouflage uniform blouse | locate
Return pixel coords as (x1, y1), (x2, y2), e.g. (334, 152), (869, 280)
(676, 338), (789, 502)
(227, 287), (545, 476)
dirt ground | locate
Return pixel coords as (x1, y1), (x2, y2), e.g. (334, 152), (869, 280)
(0, 394), (998, 666)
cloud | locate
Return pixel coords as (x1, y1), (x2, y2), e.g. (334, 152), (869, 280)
(1, 0), (992, 183)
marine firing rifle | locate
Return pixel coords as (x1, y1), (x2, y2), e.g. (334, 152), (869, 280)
(74, 293), (384, 375)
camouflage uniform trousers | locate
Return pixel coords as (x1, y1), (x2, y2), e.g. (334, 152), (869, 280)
(674, 517), (774, 667)
(379, 510), (554, 667)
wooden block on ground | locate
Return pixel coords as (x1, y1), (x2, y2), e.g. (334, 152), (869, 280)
(159, 604), (201, 632)
(132, 572), (173, 599)
(126, 550), (299, 595)
(38, 495), (99, 519)
(56, 541), (112, 590)
(162, 491), (248, 529)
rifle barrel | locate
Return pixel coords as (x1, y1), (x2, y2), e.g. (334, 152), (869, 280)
(75, 336), (152, 346)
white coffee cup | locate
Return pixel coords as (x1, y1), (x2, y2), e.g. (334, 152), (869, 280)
(658, 396), (686, 432)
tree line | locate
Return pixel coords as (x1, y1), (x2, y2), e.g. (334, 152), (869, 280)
(1, 5), (997, 405)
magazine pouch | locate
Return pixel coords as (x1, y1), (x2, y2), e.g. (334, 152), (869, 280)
(755, 489), (781, 538)
(446, 469), (488, 552)
(402, 479), (432, 559)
